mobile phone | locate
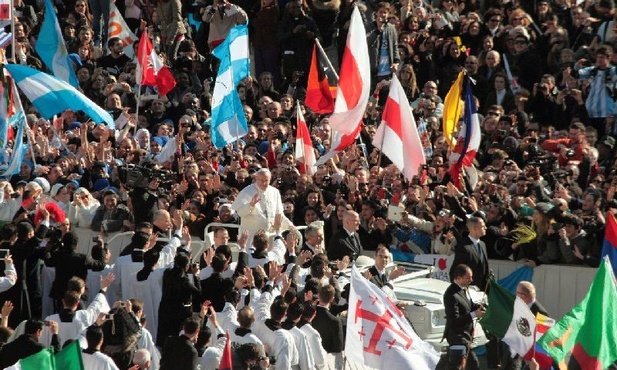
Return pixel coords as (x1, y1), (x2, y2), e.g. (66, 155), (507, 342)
(43, 320), (51, 326)
(0, 249), (9, 260)
(105, 313), (114, 320)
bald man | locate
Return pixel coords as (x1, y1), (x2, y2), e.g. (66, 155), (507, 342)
(326, 210), (363, 261)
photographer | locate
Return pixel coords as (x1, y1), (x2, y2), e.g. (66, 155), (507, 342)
(203, 0), (248, 50)
(541, 121), (590, 166)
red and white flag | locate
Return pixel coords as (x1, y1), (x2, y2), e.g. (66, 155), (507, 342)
(346, 266), (440, 370)
(315, 124), (361, 165)
(136, 31), (176, 96)
(294, 102), (316, 175)
(372, 75), (426, 180)
(327, 6), (370, 135)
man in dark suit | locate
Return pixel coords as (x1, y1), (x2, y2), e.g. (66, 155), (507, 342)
(501, 281), (549, 370)
(441, 264), (485, 370)
(44, 230), (106, 309)
(201, 253), (235, 312)
(160, 317), (200, 370)
(326, 210), (363, 262)
(0, 319), (60, 368)
(366, 246), (405, 289)
(516, 281), (548, 317)
(311, 284), (344, 369)
(450, 216), (489, 292)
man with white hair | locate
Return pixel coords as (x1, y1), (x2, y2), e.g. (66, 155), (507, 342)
(132, 349), (152, 369)
(232, 168), (292, 240)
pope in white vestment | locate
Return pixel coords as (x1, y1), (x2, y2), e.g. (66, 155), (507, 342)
(232, 169), (292, 240)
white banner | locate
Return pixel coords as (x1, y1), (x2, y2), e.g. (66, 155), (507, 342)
(346, 266), (440, 370)
(107, 3), (138, 58)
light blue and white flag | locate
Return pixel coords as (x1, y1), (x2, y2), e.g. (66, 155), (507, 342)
(0, 80), (27, 178)
(35, 0), (79, 87)
(5, 64), (115, 127)
(0, 29), (10, 48)
(210, 25), (250, 149)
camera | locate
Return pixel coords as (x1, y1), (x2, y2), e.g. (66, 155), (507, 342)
(565, 149), (576, 158)
(118, 164), (174, 189)
(421, 164), (430, 170)
(286, 166), (293, 172)
(322, 175), (332, 183)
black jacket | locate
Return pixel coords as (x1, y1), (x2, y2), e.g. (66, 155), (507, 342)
(450, 236), (489, 291)
(443, 283), (481, 346)
(311, 305), (344, 354)
(45, 249), (106, 300)
(160, 335), (198, 370)
(0, 334), (59, 369)
(326, 229), (362, 262)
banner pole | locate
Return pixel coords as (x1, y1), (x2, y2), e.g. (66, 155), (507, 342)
(10, 0), (16, 63)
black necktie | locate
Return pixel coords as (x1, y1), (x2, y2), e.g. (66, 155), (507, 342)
(475, 241), (484, 260)
(350, 233), (360, 253)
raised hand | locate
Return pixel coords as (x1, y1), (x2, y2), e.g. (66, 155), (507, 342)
(238, 230), (250, 251)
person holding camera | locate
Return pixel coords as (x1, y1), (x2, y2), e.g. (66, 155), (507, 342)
(574, 45), (617, 137)
(203, 0), (248, 50)
(0, 319), (60, 368)
(541, 121), (590, 166)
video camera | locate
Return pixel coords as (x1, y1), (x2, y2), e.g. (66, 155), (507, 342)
(117, 164), (175, 189)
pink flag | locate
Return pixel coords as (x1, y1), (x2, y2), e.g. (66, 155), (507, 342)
(327, 6), (370, 135)
(346, 266), (440, 369)
(372, 75), (426, 180)
(294, 102), (316, 175)
(136, 31), (176, 96)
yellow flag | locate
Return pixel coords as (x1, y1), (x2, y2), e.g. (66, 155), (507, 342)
(442, 71), (464, 148)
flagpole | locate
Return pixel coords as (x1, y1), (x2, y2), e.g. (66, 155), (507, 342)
(314, 39), (339, 80)
(24, 121), (37, 167)
(532, 324), (537, 360)
(10, 0), (15, 63)
(135, 30), (147, 126)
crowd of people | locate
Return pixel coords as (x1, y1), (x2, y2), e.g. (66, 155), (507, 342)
(1, 0), (617, 368)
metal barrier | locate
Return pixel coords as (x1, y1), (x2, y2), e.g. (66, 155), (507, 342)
(202, 222), (308, 261)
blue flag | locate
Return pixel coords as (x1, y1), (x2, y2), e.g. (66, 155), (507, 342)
(210, 25), (250, 149)
(35, 0), (79, 87)
(497, 265), (534, 294)
(5, 64), (115, 127)
(0, 111), (27, 178)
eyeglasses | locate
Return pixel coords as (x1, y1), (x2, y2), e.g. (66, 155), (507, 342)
(489, 18), (501, 22)
(487, 111), (499, 117)
(512, 17), (523, 21)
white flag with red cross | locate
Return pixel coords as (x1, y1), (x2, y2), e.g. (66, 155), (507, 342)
(346, 265), (440, 370)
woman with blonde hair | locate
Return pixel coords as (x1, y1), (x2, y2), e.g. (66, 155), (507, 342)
(67, 188), (100, 228)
